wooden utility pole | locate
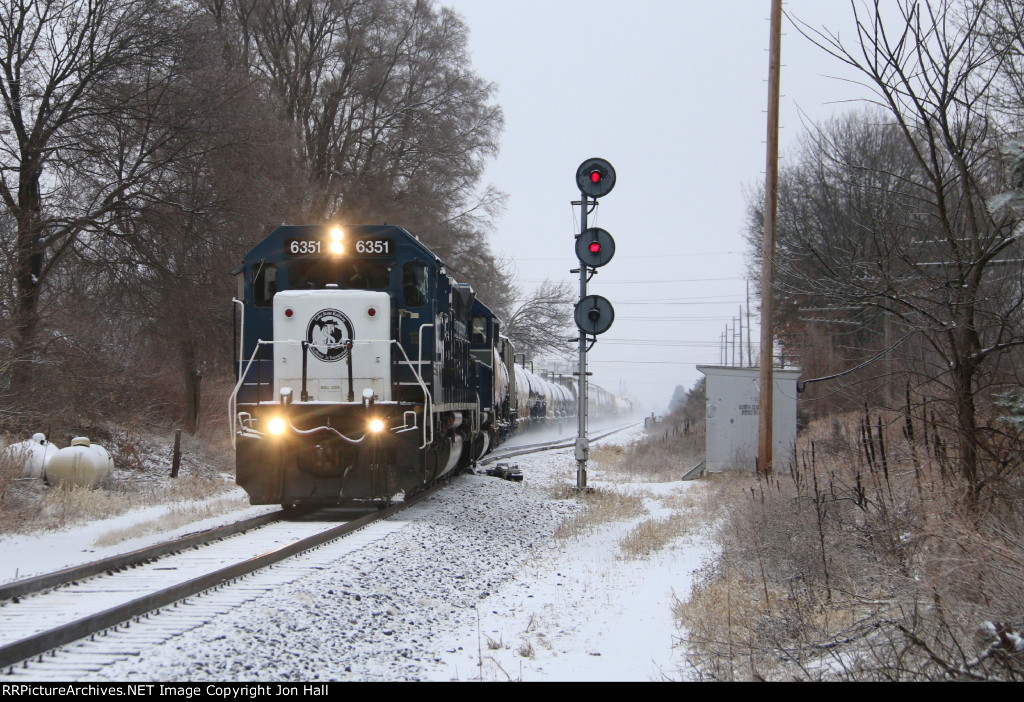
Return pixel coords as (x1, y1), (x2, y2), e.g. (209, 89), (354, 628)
(758, 0), (783, 476)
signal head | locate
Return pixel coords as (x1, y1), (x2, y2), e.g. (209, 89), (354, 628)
(574, 294), (615, 335)
(576, 158), (616, 198)
(576, 227), (615, 268)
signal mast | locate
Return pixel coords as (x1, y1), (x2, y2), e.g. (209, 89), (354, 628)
(573, 158), (616, 490)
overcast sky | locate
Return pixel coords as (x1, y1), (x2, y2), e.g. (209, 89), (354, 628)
(444, 0), (872, 412)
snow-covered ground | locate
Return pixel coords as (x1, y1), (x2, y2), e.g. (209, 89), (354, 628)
(1, 424), (712, 682)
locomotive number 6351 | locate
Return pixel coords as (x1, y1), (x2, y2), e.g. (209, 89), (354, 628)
(354, 238), (391, 255)
(283, 236), (392, 257)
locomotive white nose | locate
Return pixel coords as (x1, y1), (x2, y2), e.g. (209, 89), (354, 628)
(273, 289), (392, 402)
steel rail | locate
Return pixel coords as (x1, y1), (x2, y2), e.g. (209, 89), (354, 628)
(0, 481), (445, 671)
(479, 422), (638, 465)
(0, 510), (290, 603)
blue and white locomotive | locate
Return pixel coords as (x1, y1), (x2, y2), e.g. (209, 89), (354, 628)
(230, 223), (516, 505)
(229, 223), (632, 507)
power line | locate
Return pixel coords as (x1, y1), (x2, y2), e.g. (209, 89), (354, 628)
(597, 339), (726, 347)
(519, 276), (743, 284)
(514, 251), (743, 261)
(619, 315), (743, 321)
(588, 359), (705, 365)
(615, 299), (746, 306)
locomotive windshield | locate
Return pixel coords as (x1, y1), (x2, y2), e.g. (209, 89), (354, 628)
(289, 258), (391, 291)
(252, 261), (277, 307)
(403, 262), (429, 307)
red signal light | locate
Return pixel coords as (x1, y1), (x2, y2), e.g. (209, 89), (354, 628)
(577, 158), (615, 198)
(576, 227), (615, 268)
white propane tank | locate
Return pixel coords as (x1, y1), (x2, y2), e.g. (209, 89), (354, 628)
(45, 437), (109, 488)
(89, 443), (115, 479)
(1, 433), (59, 480)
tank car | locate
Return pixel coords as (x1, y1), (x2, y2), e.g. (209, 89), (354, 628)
(230, 224), (504, 506)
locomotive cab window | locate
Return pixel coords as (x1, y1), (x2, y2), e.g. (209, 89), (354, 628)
(290, 259), (391, 291)
(451, 284), (475, 340)
(252, 261), (277, 307)
(471, 316), (488, 345)
(403, 262), (429, 307)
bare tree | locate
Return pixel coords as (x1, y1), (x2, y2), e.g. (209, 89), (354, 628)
(76, 20), (308, 432)
(202, 0), (508, 295)
(766, 0), (1024, 499)
(747, 111), (932, 408)
(0, 0), (218, 398)
(503, 278), (575, 360)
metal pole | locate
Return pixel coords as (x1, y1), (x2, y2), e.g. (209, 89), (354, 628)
(576, 194), (589, 490)
(758, 0), (783, 476)
(746, 281), (753, 367)
(732, 320), (738, 366)
(739, 307), (745, 366)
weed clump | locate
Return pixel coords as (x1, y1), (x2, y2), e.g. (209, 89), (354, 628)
(675, 411), (1024, 681)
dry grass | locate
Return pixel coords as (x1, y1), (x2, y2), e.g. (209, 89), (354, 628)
(92, 494), (251, 548)
(674, 411), (1024, 681)
(551, 424), (711, 560)
(597, 420), (705, 483)
(0, 448), (24, 512)
(619, 513), (693, 557)
(589, 443), (626, 467)
(552, 487), (649, 540)
(0, 427), (235, 537)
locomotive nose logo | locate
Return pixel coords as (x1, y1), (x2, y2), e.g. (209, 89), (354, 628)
(307, 309), (354, 362)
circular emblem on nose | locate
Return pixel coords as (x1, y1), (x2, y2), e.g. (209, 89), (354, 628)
(307, 309), (354, 362)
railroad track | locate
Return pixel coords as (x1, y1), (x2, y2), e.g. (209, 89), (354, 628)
(0, 483), (444, 674)
(1, 421), (639, 676)
(0, 510), (291, 603)
(480, 421), (639, 465)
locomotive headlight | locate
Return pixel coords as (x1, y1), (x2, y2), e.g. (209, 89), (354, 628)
(368, 418), (385, 434)
(328, 226), (345, 255)
(267, 416), (287, 436)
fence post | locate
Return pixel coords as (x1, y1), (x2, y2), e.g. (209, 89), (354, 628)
(170, 429), (182, 478)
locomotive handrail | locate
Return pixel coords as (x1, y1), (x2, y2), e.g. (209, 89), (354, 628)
(233, 298), (245, 366)
(229, 338), (333, 445)
(391, 338), (433, 449)
(417, 324), (433, 377)
(229, 341), (268, 448)
(416, 324), (435, 449)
